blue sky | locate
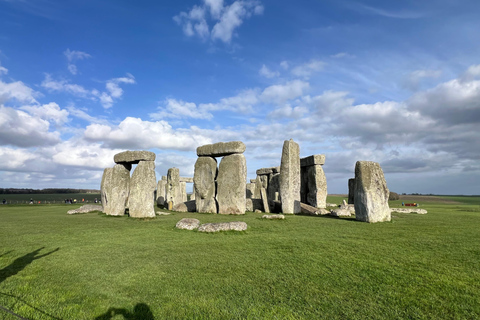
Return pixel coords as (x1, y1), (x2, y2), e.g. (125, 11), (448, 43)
(1, 0), (479, 195)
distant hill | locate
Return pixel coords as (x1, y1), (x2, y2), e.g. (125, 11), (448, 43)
(0, 188), (100, 194)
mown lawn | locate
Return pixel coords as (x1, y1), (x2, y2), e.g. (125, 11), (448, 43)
(0, 195), (479, 319)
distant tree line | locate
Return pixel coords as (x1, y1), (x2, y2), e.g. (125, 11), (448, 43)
(389, 192), (400, 200)
(0, 188), (100, 194)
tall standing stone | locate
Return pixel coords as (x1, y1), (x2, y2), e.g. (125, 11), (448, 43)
(166, 168), (182, 207)
(267, 173), (281, 202)
(180, 181), (187, 202)
(100, 167), (113, 214)
(128, 161), (156, 218)
(194, 157), (218, 213)
(279, 139), (301, 214)
(305, 165), (327, 208)
(107, 163), (131, 216)
(217, 154), (247, 214)
(348, 178), (355, 204)
(156, 178), (167, 207)
(354, 161), (390, 223)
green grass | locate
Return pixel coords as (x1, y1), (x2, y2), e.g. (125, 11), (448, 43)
(0, 196), (479, 319)
(1, 193), (101, 205)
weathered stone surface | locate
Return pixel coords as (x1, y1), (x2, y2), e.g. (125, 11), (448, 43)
(156, 211), (171, 215)
(156, 179), (167, 207)
(194, 157), (218, 213)
(246, 183), (255, 199)
(260, 188), (270, 213)
(279, 139), (301, 214)
(245, 198), (263, 212)
(267, 173), (280, 202)
(190, 192), (195, 200)
(114, 150), (155, 164)
(166, 168), (183, 207)
(330, 208), (352, 217)
(197, 141), (246, 157)
(254, 175), (268, 199)
(173, 200), (196, 212)
(179, 177), (194, 183)
(217, 154), (247, 214)
(176, 218), (200, 230)
(390, 208), (427, 214)
(250, 179), (256, 183)
(256, 166), (280, 175)
(107, 164), (131, 216)
(180, 181), (187, 203)
(128, 161), (156, 218)
(300, 202), (330, 216)
(326, 203), (337, 207)
(67, 205), (104, 215)
(197, 221), (247, 232)
(305, 165), (327, 208)
(262, 214), (285, 220)
(100, 168), (113, 214)
(354, 161), (390, 223)
(348, 178), (355, 204)
(300, 154), (325, 167)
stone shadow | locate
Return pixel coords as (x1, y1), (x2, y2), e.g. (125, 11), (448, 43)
(95, 303), (154, 320)
(0, 247), (59, 285)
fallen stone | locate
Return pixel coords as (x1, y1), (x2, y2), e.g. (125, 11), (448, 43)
(280, 139), (301, 214)
(173, 200), (197, 213)
(300, 202), (330, 216)
(262, 214), (285, 220)
(217, 154), (247, 215)
(197, 221), (247, 232)
(114, 150), (155, 164)
(128, 161), (156, 218)
(330, 208), (352, 217)
(67, 205), (104, 215)
(255, 209), (262, 213)
(194, 156), (218, 213)
(176, 218), (200, 230)
(300, 154), (325, 167)
(197, 141), (246, 157)
(354, 161), (390, 223)
(156, 211), (171, 215)
(107, 163), (131, 216)
(390, 208), (427, 214)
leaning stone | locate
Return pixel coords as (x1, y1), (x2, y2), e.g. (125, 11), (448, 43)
(194, 156), (218, 213)
(390, 208), (427, 214)
(114, 150), (156, 164)
(217, 154), (247, 215)
(173, 200), (196, 213)
(197, 141), (246, 157)
(300, 154), (325, 167)
(280, 139), (301, 214)
(260, 188), (270, 213)
(107, 164), (131, 216)
(128, 161), (156, 218)
(166, 168), (183, 207)
(67, 205), (104, 215)
(254, 174), (268, 199)
(262, 214), (285, 220)
(100, 168), (113, 213)
(156, 179), (167, 207)
(354, 161), (391, 223)
(197, 221), (247, 232)
(176, 218), (200, 230)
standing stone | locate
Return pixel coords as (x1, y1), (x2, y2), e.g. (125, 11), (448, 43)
(156, 179), (167, 207)
(166, 168), (182, 207)
(279, 139), (301, 214)
(190, 191), (195, 201)
(246, 183), (255, 199)
(107, 163), (131, 216)
(348, 178), (355, 204)
(354, 161), (390, 223)
(194, 157), (218, 213)
(100, 168), (113, 214)
(254, 175), (268, 199)
(267, 173), (281, 202)
(180, 181), (187, 202)
(128, 161), (156, 218)
(306, 165), (327, 208)
(217, 154), (247, 214)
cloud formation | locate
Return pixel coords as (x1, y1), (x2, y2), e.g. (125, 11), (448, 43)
(64, 49), (91, 75)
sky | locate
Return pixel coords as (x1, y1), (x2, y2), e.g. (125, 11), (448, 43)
(1, 0), (479, 195)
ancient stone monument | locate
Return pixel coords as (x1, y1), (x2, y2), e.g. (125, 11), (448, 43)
(348, 178), (355, 204)
(279, 139), (301, 214)
(300, 154), (327, 208)
(217, 153), (247, 214)
(156, 176), (167, 207)
(193, 156), (218, 213)
(128, 160), (156, 218)
(354, 161), (390, 223)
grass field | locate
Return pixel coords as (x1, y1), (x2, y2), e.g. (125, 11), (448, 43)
(1, 193), (101, 205)
(0, 195), (479, 319)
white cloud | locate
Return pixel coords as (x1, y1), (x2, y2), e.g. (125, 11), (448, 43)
(0, 79), (38, 104)
(0, 65), (8, 76)
(64, 49), (91, 75)
(280, 61), (289, 70)
(404, 69), (442, 90)
(41, 74), (91, 97)
(259, 64), (279, 78)
(330, 52), (355, 59)
(267, 104), (308, 119)
(204, 0), (224, 18)
(460, 64), (480, 82)
(291, 59), (325, 78)
(150, 98), (213, 120)
(0, 147), (37, 171)
(261, 80), (309, 104)
(20, 102), (69, 126)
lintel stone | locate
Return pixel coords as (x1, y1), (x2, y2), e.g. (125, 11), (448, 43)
(197, 141), (246, 157)
(114, 150), (156, 164)
(300, 154), (325, 167)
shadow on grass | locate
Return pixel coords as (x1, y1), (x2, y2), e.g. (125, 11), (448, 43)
(95, 303), (154, 320)
(0, 247), (59, 285)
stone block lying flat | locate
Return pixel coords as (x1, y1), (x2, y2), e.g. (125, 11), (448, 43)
(256, 166), (280, 175)
(179, 177), (194, 183)
(300, 202), (330, 216)
(262, 214), (285, 220)
(67, 205), (104, 215)
(114, 150), (156, 164)
(300, 154), (325, 167)
(173, 200), (197, 212)
(176, 218), (200, 230)
(197, 222), (247, 232)
(197, 141), (246, 157)
(390, 208), (427, 214)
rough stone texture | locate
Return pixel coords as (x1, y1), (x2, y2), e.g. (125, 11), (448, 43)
(180, 181), (187, 203)
(173, 200), (197, 212)
(100, 168), (113, 214)
(190, 192), (195, 200)
(245, 198), (263, 212)
(250, 179), (256, 183)
(179, 177), (194, 183)
(128, 161), (156, 218)
(176, 218), (200, 230)
(348, 178), (355, 204)
(262, 214), (285, 220)
(114, 150), (155, 164)
(260, 188), (270, 213)
(354, 161), (391, 223)
(390, 208), (427, 214)
(246, 183), (255, 199)
(279, 139), (301, 214)
(106, 164), (131, 216)
(330, 208), (352, 217)
(67, 205), (104, 215)
(256, 166), (280, 175)
(300, 202), (330, 216)
(156, 179), (167, 207)
(267, 173), (281, 202)
(194, 156), (218, 213)
(217, 154), (247, 215)
(300, 154), (325, 167)
(254, 175), (268, 199)
(198, 221), (247, 232)
(303, 165), (327, 208)
(166, 168), (183, 207)
(156, 211), (171, 215)
(197, 141), (246, 157)
(326, 203), (338, 207)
